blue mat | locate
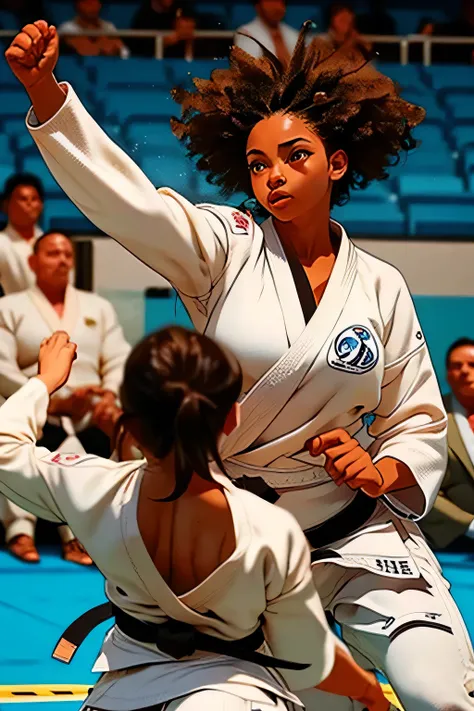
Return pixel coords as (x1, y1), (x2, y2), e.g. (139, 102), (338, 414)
(0, 547), (472, 710)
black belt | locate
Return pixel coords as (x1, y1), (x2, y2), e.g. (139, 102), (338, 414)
(53, 603), (310, 672)
(232, 477), (377, 552)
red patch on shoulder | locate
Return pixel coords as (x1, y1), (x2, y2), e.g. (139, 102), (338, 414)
(41, 452), (95, 467)
(231, 211), (250, 232)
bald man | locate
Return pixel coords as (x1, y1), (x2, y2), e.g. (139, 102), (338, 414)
(0, 232), (131, 564)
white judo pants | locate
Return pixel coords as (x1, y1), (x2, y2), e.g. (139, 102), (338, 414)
(299, 519), (474, 711)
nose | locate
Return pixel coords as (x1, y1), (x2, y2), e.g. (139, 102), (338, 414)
(267, 164), (287, 191)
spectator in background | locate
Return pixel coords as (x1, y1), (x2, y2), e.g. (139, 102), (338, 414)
(0, 231), (131, 564)
(421, 339), (474, 553)
(317, 2), (371, 54)
(357, 0), (396, 61)
(58, 0), (130, 58)
(130, 0), (191, 57)
(234, 0), (299, 69)
(0, 173), (43, 296)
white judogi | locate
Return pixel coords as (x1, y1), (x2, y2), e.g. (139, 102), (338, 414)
(0, 223), (42, 295)
(25, 84), (474, 709)
(0, 377), (337, 710)
(234, 17), (300, 60)
(0, 283), (131, 542)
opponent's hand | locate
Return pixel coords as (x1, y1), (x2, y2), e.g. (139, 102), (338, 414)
(5, 20), (58, 89)
(305, 428), (383, 498)
(38, 331), (77, 395)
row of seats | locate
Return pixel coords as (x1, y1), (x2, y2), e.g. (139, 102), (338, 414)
(0, 3), (450, 36)
(0, 58), (473, 236)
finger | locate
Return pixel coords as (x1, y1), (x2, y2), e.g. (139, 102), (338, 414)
(34, 19), (50, 37)
(330, 448), (366, 479)
(5, 46), (27, 61)
(10, 33), (34, 52)
(323, 438), (359, 463)
(21, 23), (42, 42)
(306, 428), (351, 456)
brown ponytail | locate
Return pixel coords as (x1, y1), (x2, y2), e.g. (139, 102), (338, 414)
(119, 326), (242, 500)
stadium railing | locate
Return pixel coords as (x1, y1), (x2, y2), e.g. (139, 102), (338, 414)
(0, 29), (473, 65)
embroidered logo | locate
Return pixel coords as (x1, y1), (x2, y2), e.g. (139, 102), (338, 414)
(328, 325), (379, 375)
(84, 317), (96, 327)
(41, 452), (96, 467)
(231, 211), (250, 232)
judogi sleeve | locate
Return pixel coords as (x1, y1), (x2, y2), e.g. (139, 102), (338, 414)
(262, 509), (336, 690)
(0, 377), (126, 525)
(98, 298), (131, 394)
(368, 271), (447, 519)
(26, 84), (230, 298)
(0, 303), (29, 399)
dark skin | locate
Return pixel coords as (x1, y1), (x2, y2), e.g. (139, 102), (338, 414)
(447, 344), (474, 415)
(3, 184), (43, 241)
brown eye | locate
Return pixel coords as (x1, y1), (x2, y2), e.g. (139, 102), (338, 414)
(249, 161), (267, 174)
(289, 149), (311, 163)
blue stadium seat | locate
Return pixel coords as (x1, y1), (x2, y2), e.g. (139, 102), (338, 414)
(349, 182), (395, 203)
(141, 155), (195, 197)
(413, 123), (448, 147)
(397, 147), (455, 175)
(195, 3), (230, 28)
(0, 163), (16, 189)
(378, 63), (426, 93)
(127, 121), (185, 157)
(331, 202), (405, 235)
(426, 65), (474, 92)
(92, 58), (169, 92)
(0, 134), (12, 158)
(408, 203), (474, 236)
(398, 174), (467, 201)
(453, 126), (474, 152)
(20, 157), (65, 197)
(43, 199), (97, 232)
(445, 93), (474, 122)
(402, 92), (446, 122)
(14, 132), (37, 155)
(0, 91), (30, 118)
(104, 88), (175, 122)
(167, 59), (228, 88)
(1, 117), (26, 138)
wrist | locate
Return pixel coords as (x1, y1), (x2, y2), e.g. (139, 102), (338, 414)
(27, 75), (67, 124)
(37, 374), (59, 396)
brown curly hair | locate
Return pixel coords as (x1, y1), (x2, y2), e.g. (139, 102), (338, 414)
(170, 22), (425, 208)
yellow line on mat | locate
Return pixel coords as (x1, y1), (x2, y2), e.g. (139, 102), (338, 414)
(0, 683), (404, 707)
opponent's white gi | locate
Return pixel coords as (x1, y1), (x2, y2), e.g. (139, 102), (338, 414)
(0, 283), (131, 543)
(25, 83), (474, 709)
(0, 377), (338, 711)
(0, 223), (42, 295)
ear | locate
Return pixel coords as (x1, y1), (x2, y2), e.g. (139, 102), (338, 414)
(328, 149), (349, 182)
(223, 402), (241, 436)
(27, 253), (36, 272)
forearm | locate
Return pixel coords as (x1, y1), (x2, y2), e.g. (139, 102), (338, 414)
(26, 73), (67, 124)
(315, 645), (379, 702)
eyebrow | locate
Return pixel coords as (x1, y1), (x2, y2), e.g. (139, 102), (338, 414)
(246, 136), (311, 158)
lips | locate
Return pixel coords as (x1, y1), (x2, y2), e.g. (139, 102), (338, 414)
(269, 191), (293, 206)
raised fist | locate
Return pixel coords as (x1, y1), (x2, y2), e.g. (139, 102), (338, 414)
(5, 20), (59, 90)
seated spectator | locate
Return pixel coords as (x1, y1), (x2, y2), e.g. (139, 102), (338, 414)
(130, 0), (191, 57)
(421, 339), (474, 552)
(0, 173), (44, 296)
(317, 2), (371, 55)
(0, 231), (131, 564)
(58, 0), (130, 58)
(234, 0), (299, 69)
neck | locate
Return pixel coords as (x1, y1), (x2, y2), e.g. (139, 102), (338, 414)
(37, 281), (67, 306)
(10, 222), (36, 241)
(142, 451), (219, 501)
(77, 15), (100, 27)
(273, 204), (335, 266)
(456, 392), (474, 416)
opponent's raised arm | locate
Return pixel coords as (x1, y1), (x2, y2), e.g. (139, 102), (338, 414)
(5, 21), (229, 297)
